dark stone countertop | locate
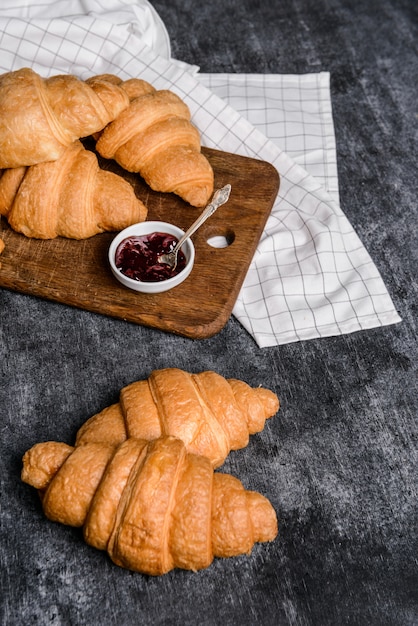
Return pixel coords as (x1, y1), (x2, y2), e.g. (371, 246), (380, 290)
(1, 1), (417, 624)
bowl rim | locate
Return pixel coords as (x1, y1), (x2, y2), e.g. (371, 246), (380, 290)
(108, 221), (195, 291)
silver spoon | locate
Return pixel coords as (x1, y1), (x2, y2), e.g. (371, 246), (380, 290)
(157, 184), (232, 269)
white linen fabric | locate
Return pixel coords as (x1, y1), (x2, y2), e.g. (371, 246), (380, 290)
(198, 72), (340, 203)
(0, 0), (172, 63)
(0, 0), (401, 347)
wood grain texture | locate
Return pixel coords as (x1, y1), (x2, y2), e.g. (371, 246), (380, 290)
(0, 147), (279, 339)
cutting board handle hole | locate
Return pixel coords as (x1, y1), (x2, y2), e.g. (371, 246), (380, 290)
(205, 227), (235, 249)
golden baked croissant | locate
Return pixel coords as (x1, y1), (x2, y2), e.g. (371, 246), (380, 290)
(75, 368), (279, 468)
(0, 140), (147, 239)
(0, 68), (130, 169)
(92, 75), (214, 207)
(21, 436), (278, 575)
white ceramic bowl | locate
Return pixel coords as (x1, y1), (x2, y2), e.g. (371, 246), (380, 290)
(108, 221), (195, 293)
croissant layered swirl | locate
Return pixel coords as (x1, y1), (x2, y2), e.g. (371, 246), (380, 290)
(75, 368), (280, 468)
(0, 68), (130, 169)
(0, 141), (147, 239)
(0, 67), (214, 243)
(21, 436), (278, 576)
(92, 75), (215, 207)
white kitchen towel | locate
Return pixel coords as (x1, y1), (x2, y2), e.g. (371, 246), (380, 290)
(198, 72), (340, 203)
(0, 0), (401, 346)
(0, 0), (172, 62)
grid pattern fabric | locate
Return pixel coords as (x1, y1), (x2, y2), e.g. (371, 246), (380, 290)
(0, 0), (401, 347)
(198, 72), (340, 202)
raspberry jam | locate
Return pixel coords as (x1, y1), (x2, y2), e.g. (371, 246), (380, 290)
(115, 232), (187, 283)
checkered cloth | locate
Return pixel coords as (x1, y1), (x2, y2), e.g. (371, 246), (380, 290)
(0, 0), (401, 346)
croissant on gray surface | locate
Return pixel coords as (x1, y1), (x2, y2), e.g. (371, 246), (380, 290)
(75, 368), (280, 468)
(21, 436), (278, 576)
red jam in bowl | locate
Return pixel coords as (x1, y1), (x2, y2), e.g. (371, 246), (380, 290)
(115, 232), (187, 283)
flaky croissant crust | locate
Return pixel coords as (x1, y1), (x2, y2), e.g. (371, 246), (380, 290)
(22, 436), (278, 576)
(92, 75), (215, 207)
(75, 368), (280, 468)
(0, 68), (130, 169)
(0, 141), (147, 239)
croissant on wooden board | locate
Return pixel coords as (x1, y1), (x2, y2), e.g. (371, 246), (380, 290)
(0, 140), (147, 239)
(0, 68), (130, 169)
(75, 368), (280, 468)
(21, 435), (278, 575)
(91, 75), (215, 208)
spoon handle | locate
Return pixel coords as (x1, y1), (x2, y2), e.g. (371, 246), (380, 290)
(173, 184), (231, 252)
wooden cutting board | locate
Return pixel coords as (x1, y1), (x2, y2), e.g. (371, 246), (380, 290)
(0, 147), (279, 339)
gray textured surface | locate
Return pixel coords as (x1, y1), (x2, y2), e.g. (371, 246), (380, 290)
(1, 0), (417, 624)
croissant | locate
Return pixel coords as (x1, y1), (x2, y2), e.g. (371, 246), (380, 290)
(92, 75), (214, 207)
(0, 68), (130, 169)
(0, 141), (147, 239)
(21, 436), (278, 575)
(75, 368), (279, 468)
